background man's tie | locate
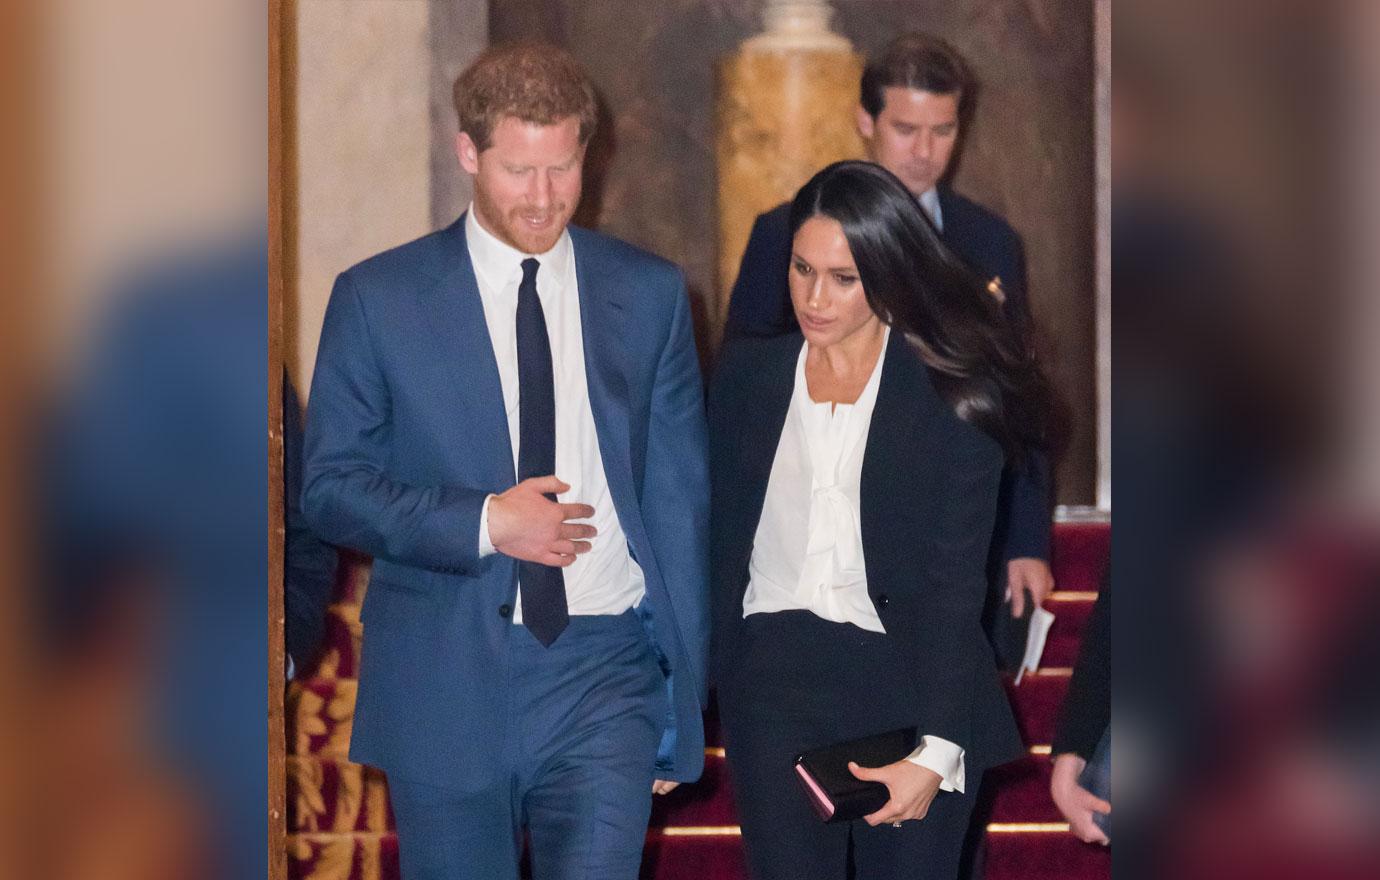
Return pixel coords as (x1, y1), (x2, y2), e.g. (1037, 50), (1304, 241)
(515, 257), (569, 646)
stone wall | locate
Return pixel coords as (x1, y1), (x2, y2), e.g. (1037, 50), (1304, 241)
(288, 0), (487, 398)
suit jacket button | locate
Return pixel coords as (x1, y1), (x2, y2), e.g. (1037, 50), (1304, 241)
(498, 604), (512, 618)
(877, 594), (890, 609)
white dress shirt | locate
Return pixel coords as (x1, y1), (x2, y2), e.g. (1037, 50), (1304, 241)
(466, 208), (645, 620)
(743, 328), (966, 792)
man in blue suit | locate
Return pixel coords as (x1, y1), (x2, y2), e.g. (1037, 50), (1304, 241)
(302, 43), (708, 880)
(723, 32), (1055, 620)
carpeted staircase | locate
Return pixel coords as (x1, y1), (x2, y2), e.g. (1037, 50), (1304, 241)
(287, 519), (1110, 880)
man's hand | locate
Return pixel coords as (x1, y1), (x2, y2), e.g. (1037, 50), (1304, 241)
(486, 476), (596, 566)
(848, 760), (943, 826)
(1007, 557), (1055, 617)
(652, 780), (679, 795)
(1050, 752), (1110, 844)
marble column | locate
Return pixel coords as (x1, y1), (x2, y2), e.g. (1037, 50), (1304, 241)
(714, 1), (863, 334)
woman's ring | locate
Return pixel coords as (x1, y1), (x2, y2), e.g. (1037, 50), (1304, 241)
(891, 822), (902, 828)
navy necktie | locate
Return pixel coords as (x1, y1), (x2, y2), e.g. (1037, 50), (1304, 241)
(515, 257), (568, 646)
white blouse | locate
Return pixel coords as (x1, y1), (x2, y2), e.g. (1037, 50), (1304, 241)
(742, 327), (966, 792)
(743, 328), (888, 631)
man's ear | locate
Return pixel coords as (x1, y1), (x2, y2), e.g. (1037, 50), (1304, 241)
(456, 131), (480, 175)
(855, 105), (876, 141)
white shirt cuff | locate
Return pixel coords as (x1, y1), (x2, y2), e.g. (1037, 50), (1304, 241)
(905, 735), (966, 794)
(478, 494), (498, 557)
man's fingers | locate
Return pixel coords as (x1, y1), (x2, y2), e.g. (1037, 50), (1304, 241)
(540, 551), (576, 567)
(1070, 785), (1110, 815)
(652, 780), (679, 795)
(560, 502), (596, 521)
(1073, 815), (1109, 845)
(559, 522), (597, 540)
(1010, 585), (1026, 617)
(551, 540), (592, 557)
(525, 475), (570, 495)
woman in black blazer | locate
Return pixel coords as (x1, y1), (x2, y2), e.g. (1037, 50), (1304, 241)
(709, 161), (1051, 880)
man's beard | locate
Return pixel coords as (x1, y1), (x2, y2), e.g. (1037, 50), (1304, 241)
(474, 191), (574, 255)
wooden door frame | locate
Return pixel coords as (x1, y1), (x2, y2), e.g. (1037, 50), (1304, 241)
(268, 0), (288, 877)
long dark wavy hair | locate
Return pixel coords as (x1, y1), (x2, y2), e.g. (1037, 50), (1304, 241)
(788, 160), (1053, 465)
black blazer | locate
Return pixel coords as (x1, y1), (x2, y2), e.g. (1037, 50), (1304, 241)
(708, 330), (1024, 771)
(722, 190), (1051, 565)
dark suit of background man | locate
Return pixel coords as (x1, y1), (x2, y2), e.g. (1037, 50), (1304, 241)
(302, 44), (709, 880)
(724, 33), (1055, 616)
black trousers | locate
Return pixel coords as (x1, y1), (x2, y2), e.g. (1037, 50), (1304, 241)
(720, 611), (980, 880)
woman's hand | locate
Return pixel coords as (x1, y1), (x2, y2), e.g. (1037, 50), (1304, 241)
(1050, 753), (1110, 844)
(848, 760), (943, 826)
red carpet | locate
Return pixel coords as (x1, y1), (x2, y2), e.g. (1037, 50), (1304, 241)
(287, 520), (1110, 879)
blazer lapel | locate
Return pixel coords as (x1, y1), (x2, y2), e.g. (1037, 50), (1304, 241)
(570, 230), (638, 522)
(859, 330), (942, 583)
(424, 214), (515, 484)
(734, 336), (799, 563)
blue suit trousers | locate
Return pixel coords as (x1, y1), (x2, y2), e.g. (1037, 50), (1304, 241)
(387, 610), (666, 880)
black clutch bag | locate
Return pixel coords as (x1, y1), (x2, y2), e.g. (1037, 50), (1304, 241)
(793, 728), (917, 823)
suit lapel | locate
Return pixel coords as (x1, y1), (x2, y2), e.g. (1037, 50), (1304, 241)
(859, 330), (942, 583)
(570, 230), (638, 521)
(425, 214), (515, 484)
(735, 336), (799, 562)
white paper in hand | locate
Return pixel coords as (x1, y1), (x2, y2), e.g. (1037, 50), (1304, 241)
(1014, 606), (1056, 685)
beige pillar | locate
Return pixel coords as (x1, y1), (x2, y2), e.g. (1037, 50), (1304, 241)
(714, 1), (864, 336)
(291, 0), (434, 398)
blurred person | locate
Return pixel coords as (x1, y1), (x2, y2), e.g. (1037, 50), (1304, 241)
(300, 43), (709, 880)
(1050, 574), (1111, 845)
(41, 233), (270, 880)
(709, 160), (1053, 880)
(723, 31), (1055, 642)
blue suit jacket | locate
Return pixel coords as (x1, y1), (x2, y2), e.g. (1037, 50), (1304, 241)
(722, 188), (1051, 564)
(302, 215), (710, 790)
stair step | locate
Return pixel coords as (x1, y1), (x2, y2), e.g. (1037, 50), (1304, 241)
(1005, 671), (1070, 747)
(1041, 590), (1095, 668)
(984, 826), (1111, 880)
(641, 833), (746, 880)
(1050, 521), (1109, 594)
(651, 752), (739, 827)
(985, 755), (1064, 823)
